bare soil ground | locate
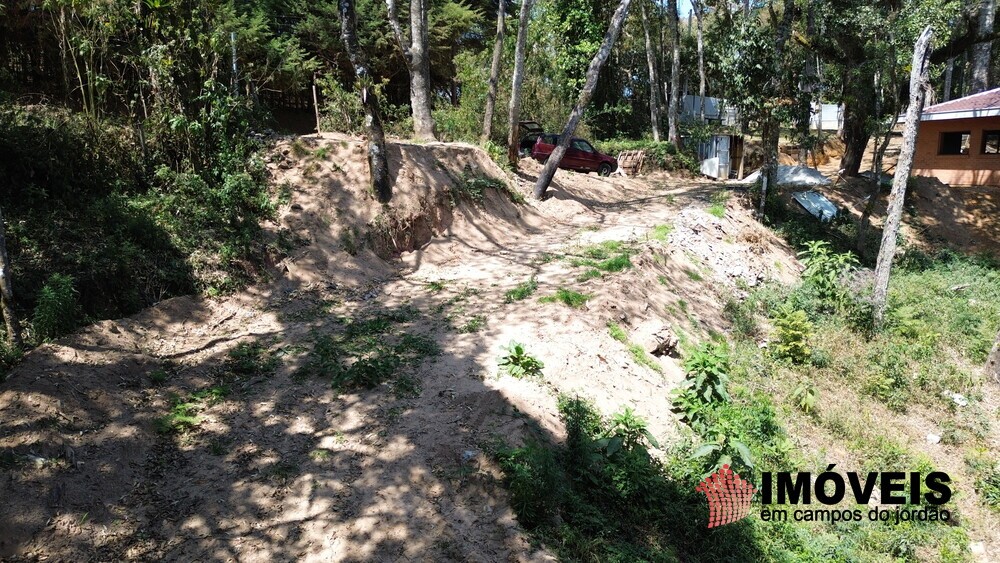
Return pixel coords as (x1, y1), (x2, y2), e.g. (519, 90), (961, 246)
(0, 136), (799, 561)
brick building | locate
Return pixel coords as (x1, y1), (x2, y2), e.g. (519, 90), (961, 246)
(913, 88), (1000, 186)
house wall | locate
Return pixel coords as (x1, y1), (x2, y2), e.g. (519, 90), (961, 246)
(913, 116), (1000, 186)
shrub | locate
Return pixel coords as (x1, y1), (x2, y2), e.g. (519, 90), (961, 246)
(596, 139), (698, 173)
(32, 274), (80, 341)
(798, 240), (857, 309)
(772, 306), (813, 364)
(498, 341), (544, 378)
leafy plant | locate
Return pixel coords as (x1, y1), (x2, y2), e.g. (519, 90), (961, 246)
(798, 240), (858, 309)
(497, 341), (544, 379)
(31, 273), (80, 341)
(790, 381), (818, 413)
(504, 277), (537, 302)
(772, 306), (813, 363)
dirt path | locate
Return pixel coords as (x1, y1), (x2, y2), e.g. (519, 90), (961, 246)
(0, 138), (798, 561)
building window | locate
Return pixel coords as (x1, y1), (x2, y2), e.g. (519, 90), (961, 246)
(940, 131), (971, 155)
(983, 130), (1000, 154)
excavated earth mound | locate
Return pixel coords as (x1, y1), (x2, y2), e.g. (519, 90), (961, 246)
(0, 134), (799, 561)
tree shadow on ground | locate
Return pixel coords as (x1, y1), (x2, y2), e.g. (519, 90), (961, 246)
(1, 140), (771, 561)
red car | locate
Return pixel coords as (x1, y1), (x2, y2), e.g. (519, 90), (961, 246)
(531, 134), (618, 176)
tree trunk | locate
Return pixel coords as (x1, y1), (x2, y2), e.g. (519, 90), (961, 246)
(386, 0), (436, 140)
(839, 93), (873, 177)
(857, 108), (901, 258)
(872, 26), (934, 328)
(798, 5), (817, 165)
(943, 56), (955, 101)
(760, 0), (795, 211)
(507, 0), (536, 166)
(341, 0), (392, 203)
(409, 0), (436, 140)
(666, 0), (681, 145)
(533, 0), (634, 199)
(482, 0), (507, 143)
(987, 328), (1000, 382)
(641, 1), (662, 141)
(970, 0), (995, 94)
(694, 0), (707, 122)
(0, 206), (22, 349)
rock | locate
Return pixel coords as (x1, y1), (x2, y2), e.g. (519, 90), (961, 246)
(926, 434), (941, 445)
(649, 326), (679, 357)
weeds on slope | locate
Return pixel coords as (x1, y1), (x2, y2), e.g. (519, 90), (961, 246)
(296, 307), (440, 390)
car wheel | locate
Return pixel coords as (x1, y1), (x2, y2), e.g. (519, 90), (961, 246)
(599, 163), (612, 177)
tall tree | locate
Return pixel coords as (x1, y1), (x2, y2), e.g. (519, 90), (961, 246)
(970, 0), (995, 93)
(641, 0), (662, 141)
(482, 0), (507, 142)
(666, 0), (681, 144)
(759, 0), (797, 213)
(341, 0), (392, 203)
(872, 26), (934, 328)
(693, 0), (707, 122)
(506, 0), (535, 166)
(386, 0), (437, 140)
(533, 0), (634, 198)
(0, 206), (22, 348)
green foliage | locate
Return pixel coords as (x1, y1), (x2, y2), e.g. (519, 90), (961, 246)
(504, 277), (538, 303)
(31, 274), (81, 342)
(497, 341), (544, 379)
(0, 344), (23, 380)
(968, 454), (1000, 512)
(155, 386), (229, 434)
(539, 288), (591, 308)
(607, 322), (628, 343)
(226, 342), (278, 377)
(771, 306), (813, 364)
(707, 190), (730, 218)
(596, 139), (699, 172)
(296, 308), (439, 389)
(790, 380), (818, 414)
(681, 342), (732, 404)
(798, 240), (858, 310)
(648, 224), (673, 242)
(449, 172), (521, 206)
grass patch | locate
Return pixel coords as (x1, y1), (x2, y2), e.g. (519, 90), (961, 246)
(649, 223), (674, 242)
(607, 322), (628, 343)
(539, 288), (591, 308)
(576, 269), (602, 282)
(295, 307), (439, 390)
(707, 190), (730, 218)
(628, 343), (663, 373)
(504, 277), (538, 303)
(683, 268), (704, 282)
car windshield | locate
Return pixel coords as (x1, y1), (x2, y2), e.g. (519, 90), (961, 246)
(572, 140), (594, 153)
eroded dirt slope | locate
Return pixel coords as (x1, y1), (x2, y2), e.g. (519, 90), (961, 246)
(0, 135), (798, 561)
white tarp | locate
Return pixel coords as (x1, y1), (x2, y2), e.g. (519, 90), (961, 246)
(738, 165), (832, 187)
(792, 191), (838, 221)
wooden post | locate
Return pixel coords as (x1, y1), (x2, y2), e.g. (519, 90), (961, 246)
(0, 206), (23, 348)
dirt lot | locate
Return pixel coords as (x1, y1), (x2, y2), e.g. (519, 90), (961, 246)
(0, 136), (800, 561)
